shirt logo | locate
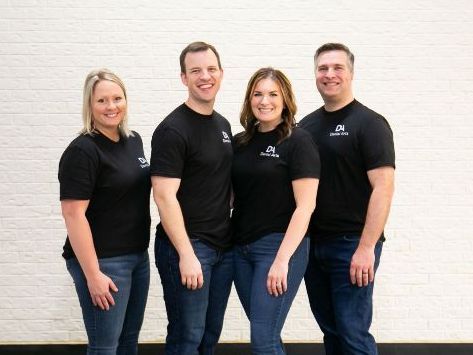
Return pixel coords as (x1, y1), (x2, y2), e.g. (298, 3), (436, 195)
(330, 124), (349, 137)
(138, 157), (150, 168)
(222, 131), (231, 143)
(260, 145), (280, 158)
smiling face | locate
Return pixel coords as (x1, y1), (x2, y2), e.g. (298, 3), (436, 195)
(315, 50), (354, 109)
(250, 78), (284, 132)
(91, 80), (126, 137)
(180, 48), (223, 113)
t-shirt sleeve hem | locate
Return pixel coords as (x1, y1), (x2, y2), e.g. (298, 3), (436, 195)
(150, 171), (182, 178)
(366, 161), (396, 171)
(291, 172), (320, 180)
(59, 194), (91, 201)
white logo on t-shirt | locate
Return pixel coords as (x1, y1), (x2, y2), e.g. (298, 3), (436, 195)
(222, 131), (231, 143)
(330, 124), (349, 137)
(138, 157), (150, 168)
(260, 145), (279, 158)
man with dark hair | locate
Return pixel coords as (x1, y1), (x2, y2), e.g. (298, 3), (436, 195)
(300, 43), (395, 355)
(151, 41), (233, 355)
(179, 41), (222, 74)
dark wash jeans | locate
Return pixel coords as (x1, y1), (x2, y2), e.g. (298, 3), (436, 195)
(155, 236), (233, 355)
(305, 235), (383, 355)
(66, 251), (150, 355)
(234, 233), (309, 355)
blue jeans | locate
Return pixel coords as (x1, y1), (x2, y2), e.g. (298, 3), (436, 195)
(66, 251), (150, 355)
(234, 233), (309, 355)
(304, 235), (383, 355)
(155, 237), (233, 355)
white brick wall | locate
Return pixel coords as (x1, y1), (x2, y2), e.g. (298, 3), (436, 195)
(1, 0), (472, 344)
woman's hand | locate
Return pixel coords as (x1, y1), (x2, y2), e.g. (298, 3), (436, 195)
(267, 258), (289, 297)
(87, 272), (118, 310)
(61, 199), (118, 310)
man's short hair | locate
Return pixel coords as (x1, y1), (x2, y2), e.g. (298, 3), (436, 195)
(315, 43), (355, 71)
(179, 41), (222, 73)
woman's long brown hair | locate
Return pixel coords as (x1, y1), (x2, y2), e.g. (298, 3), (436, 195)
(236, 67), (297, 146)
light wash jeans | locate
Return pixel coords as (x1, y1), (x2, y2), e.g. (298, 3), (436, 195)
(66, 251), (150, 355)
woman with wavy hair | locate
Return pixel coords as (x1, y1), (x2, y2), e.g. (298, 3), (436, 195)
(232, 67), (321, 354)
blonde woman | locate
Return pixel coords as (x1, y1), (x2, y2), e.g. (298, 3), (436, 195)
(59, 69), (151, 355)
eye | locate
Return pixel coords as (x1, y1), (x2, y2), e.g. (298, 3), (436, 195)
(191, 69), (200, 74)
(270, 92), (278, 97)
(208, 67), (217, 73)
(97, 98), (104, 103)
(253, 92), (262, 97)
(114, 97), (123, 102)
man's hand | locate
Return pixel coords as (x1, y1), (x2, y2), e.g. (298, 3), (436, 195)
(179, 252), (204, 290)
(350, 244), (375, 287)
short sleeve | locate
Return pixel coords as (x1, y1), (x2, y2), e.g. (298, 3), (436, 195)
(150, 127), (186, 178)
(360, 116), (395, 171)
(58, 145), (97, 200)
(288, 131), (321, 180)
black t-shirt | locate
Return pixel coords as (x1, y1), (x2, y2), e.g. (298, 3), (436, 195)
(59, 131), (151, 259)
(232, 127), (321, 245)
(299, 99), (395, 239)
(150, 103), (233, 250)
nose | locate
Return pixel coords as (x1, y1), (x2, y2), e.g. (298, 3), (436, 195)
(200, 69), (211, 80)
(106, 100), (116, 109)
(260, 94), (270, 104)
(326, 67), (336, 77)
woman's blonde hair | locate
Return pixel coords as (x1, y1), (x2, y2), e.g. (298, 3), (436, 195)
(80, 68), (133, 137)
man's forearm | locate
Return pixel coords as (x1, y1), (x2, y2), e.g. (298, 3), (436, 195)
(154, 194), (194, 257)
(360, 168), (395, 248)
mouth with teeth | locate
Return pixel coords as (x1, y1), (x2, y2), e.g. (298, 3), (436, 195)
(197, 82), (214, 91)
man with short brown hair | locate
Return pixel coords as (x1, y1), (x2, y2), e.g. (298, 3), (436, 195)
(151, 41), (233, 355)
(301, 43), (395, 355)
